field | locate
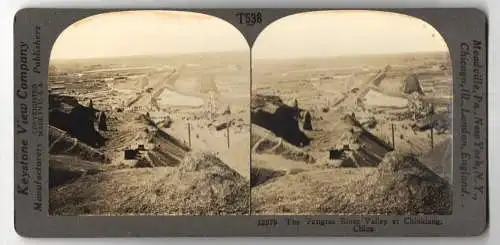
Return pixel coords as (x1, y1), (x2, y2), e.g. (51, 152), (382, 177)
(250, 51), (453, 215)
(48, 51), (251, 215)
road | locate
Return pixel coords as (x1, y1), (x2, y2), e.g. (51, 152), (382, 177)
(127, 67), (181, 110)
(164, 119), (250, 180)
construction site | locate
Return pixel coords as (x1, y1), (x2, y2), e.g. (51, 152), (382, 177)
(250, 51), (453, 215)
(48, 52), (251, 216)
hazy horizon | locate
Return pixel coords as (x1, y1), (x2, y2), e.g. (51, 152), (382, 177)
(51, 10), (449, 60)
(50, 50), (447, 64)
(50, 11), (249, 60)
(50, 50), (248, 62)
(253, 10), (449, 59)
(252, 50), (449, 62)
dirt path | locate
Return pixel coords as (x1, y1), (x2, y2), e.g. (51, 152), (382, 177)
(327, 67), (390, 111)
(50, 155), (103, 167)
(164, 120), (250, 179)
(129, 69), (180, 108)
(252, 153), (317, 173)
(218, 133), (250, 180)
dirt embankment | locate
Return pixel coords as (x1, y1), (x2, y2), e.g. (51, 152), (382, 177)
(251, 125), (315, 164)
(49, 93), (188, 188)
(49, 93), (111, 188)
(252, 151), (451, 215)
(49, 157), (103, 188)
(50, 152), (250, 215)
(421, 137), (452, 182)
(49, 125), (107, 162)
(49, 92), (249, 215)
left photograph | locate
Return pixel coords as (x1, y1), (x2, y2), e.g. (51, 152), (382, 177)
(48, 11), (251, 216)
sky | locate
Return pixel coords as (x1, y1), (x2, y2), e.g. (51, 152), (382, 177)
(51, 10), (449, 60)
(50, 11), (248, 60)
(253, 10), (449, 59)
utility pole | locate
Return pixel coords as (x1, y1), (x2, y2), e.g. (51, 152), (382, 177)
(188, 123), (191, 148)
(391, 124), (395, 149)
(226, 124), (230, 148)
(430, 127), (434, 150)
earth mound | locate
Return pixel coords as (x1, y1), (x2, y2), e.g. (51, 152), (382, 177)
(49, 152), (250, 215)
(421, 137), (452, 181)
(252, 151), (451, 215)
(355, 151), (452, 215)
(401, 73), (424, 95)
(145, 127), (191, 167)
(49, 157), (103, 188)
(250, 167), (286, 187)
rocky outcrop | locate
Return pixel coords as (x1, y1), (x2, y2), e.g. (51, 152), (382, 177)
(49, 93), (106, 147)
(251, 94), (310, 147)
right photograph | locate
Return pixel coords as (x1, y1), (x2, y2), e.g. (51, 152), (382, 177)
(250, 10), (453, 215)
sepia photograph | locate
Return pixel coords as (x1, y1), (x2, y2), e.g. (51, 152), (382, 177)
(250, 10), (453, 215)
(48, 11), (251, 216)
